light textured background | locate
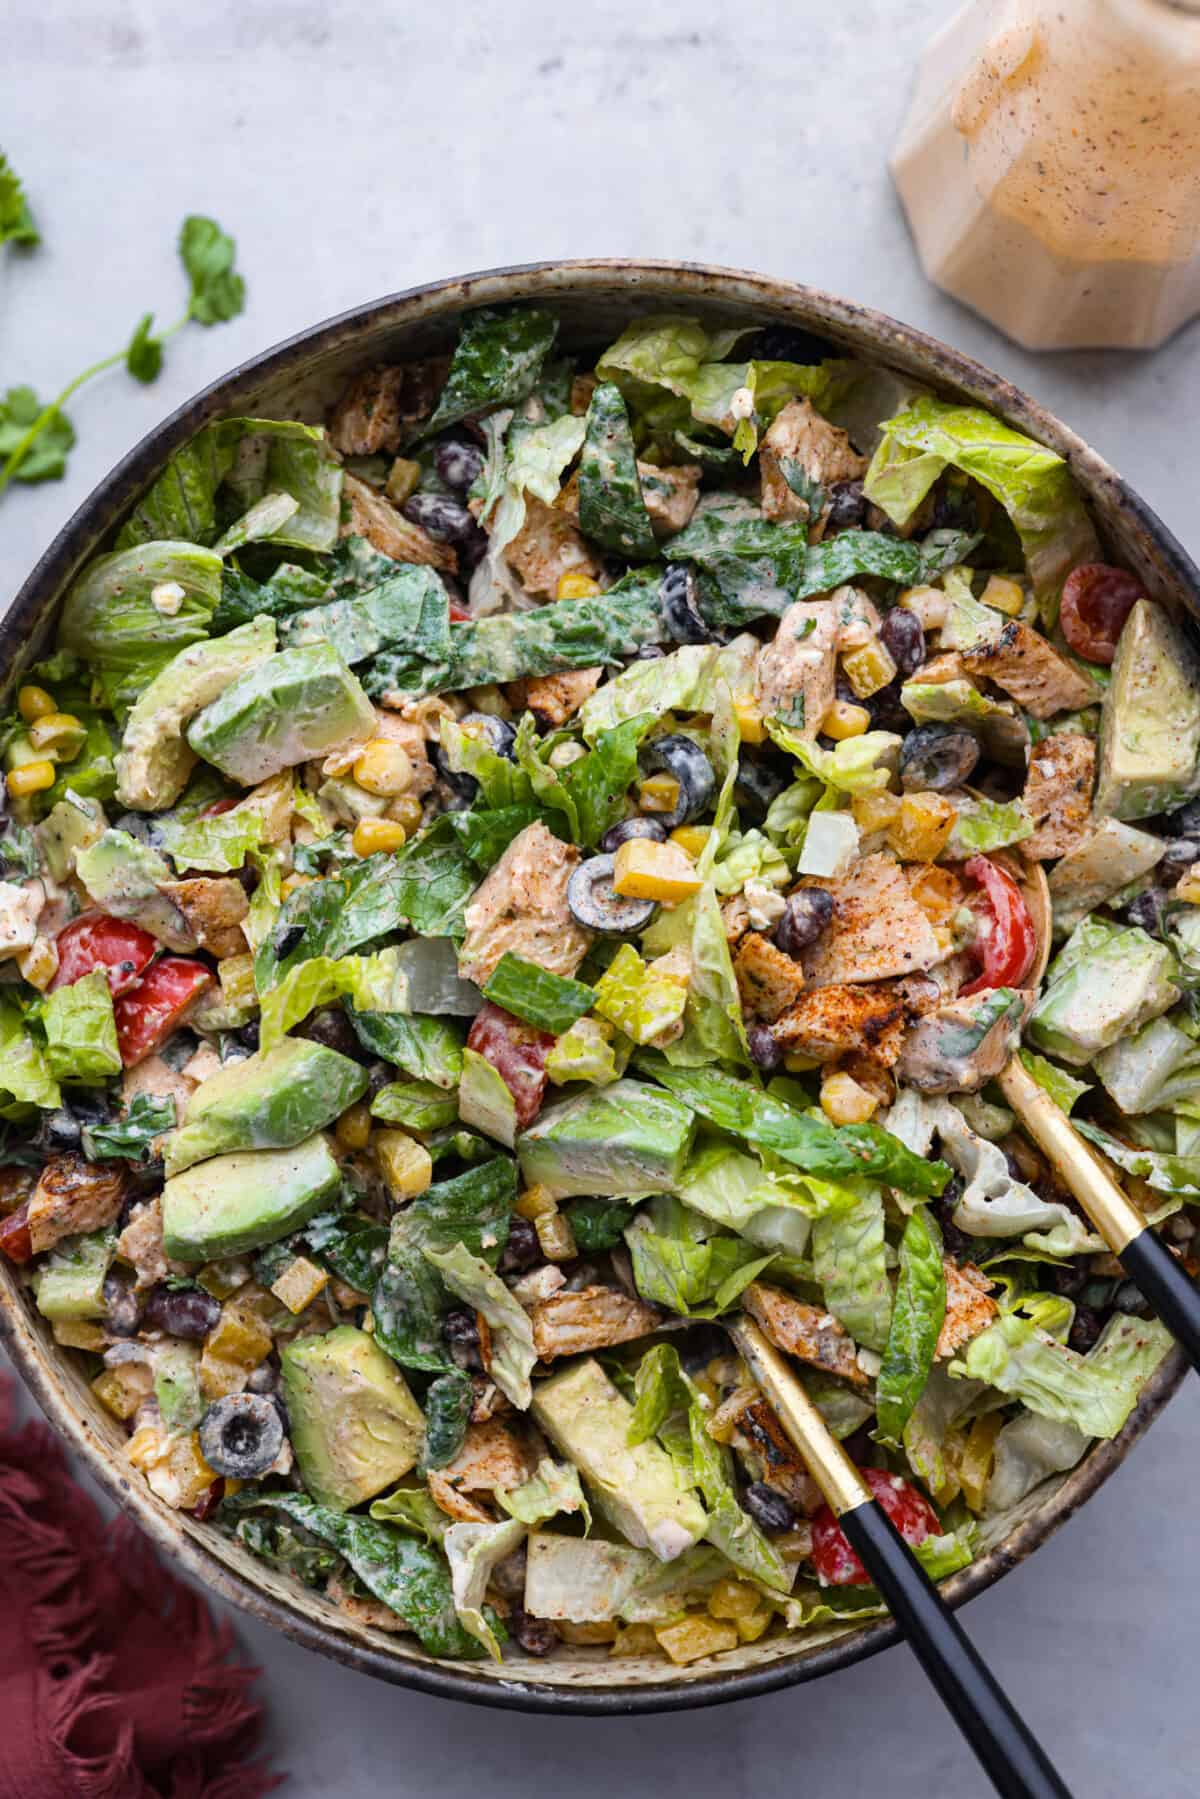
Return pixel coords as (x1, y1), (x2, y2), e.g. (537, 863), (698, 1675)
(4, 2), (1200, 1793)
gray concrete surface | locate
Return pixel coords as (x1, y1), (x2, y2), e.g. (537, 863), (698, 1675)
(4, 2), (1200, 1793)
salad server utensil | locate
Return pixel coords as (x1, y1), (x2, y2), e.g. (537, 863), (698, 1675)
(727, 1316), (1073, 1799)
(1001, 864), (1200, 1372)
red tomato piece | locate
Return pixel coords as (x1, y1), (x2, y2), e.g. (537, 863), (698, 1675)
(467, 1000), (554, 1129)
(449, 602), (472, 623)
(50, 913), (158, 998)
(1060, 563), (1142, 666)
(114, 957), (214, 1067)
(959, 854), (1037, 997)
(0, 1200), (33, 1265)
(811, 1467), (942, 1587)
(199, 797), (240, 817)
(193, 1477), (227, 1521)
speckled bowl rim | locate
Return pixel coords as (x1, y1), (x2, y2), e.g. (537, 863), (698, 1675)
(1, 258), (1195, 1715)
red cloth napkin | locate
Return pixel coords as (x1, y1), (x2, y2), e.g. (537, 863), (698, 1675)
(0, 1370), (284, 1798)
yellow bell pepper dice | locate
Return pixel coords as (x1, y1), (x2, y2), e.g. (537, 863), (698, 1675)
(733, 697), (767, 744)
(612, 839), (703, 904)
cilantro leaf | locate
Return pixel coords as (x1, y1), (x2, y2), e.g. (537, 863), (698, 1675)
(179, 214), (246, 325)
(125, 312), (164, 384)
(0, 388), (75, 484)
(0, 153), (38, 248)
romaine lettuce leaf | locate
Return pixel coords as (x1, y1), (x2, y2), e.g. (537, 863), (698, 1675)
(953, 1311), (1174, 1438)
(371, 1081), (460, 1131)
(159, 808), (264, 873)
(39, 969), (121, 1082)
(424, 306), (560, 436)
(423, 1242), (536, 1409)
(595, 314), (752, 422)
(577, 382), (656, 559)
(497, 1456), (591, 1529)
(420, 1369), (474, 1470)
(641, 881), (750, 1068)
(577, 635), (760, 741)
(768, 723), (900, 796)
(346, 1008), (466, 1089)
(457, 1046), (518, 1147)
(930, 1097), (1102, 1252)
(0, 998), (60, 1115)
(592, 943), (688, 1047)
(875, 1206), (945, 1443)
(258, 947), (407, 1049)
(81, 1091), (176, 1162)
(1073, 1119), (1200, 1199)
(624, 1195), (774, 1319)
(281, 565), (451, 669)
(1093, 1011), (1200, 1115)
(233, 1515), (344, 1588)
(677, 1141), (819, 1257)
(481, 951), (593, 1036)
(368, 1484), (448, 1543)
(811, 1183), (892, 1352)
(57, 542), (222, 712)
(443, 1519), (525, 1660)
(544, 1016), (624, 1087)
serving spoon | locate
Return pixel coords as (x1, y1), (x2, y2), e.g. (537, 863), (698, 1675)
(997, 862), (1200, 1372)
(727, 1316), (1072, 1799)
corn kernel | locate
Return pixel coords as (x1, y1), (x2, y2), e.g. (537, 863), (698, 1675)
(515, 1184), (558, 1222)
(52, 1318), (108, 1350)
(17, 936), (58, 991)
(783, 1052), (820, 1075)
(907, 864), (964, 926)
(386, 794), (424, 833)
(28, 711), (86, 761)
(6, 760), (55, 798)
(556, 571), (602, 601)
(851, 790), (900, 835)
(17, 684), (56, 723)
(960, 1410), (1005, 1513)
(735, 1611), (771, 1643)
(637, 772), (681, 814)
(127, 1427), (217, 1509)
(612, 838), (703, 904)
(92, 1364), (153, 1419)
(610, 1623), (663, 1658)
(733, 697), (767, 744)
(1175, 868), (1200, 904)
(385, 456), (422, 506)
(840, 640), (897, 700)
(822, 700), (871, 741)
(335, 1100), (373, 1151)
(980, 574), (1025, 616)
(654, 1616), (739, 1665)
(668, 824), (710, 859)
(888, 791), (957, 863)
(708, 1577), (762, 1620)
(353, 738), (413, 797)
(897, 584), (948, 629)
(280, 874), (314, 899)
(352, 818), (408, 857)
(820, 1070), (878, 1125)
(558, 1620), (618, 1645)
(536, 1211), (577, 1261)
(270, 1255), (330, 1315)
(374, 1128), (433, 1201)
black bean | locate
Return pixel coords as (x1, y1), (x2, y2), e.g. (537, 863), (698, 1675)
(932, 1177), (971, 1261)
(641, 735), (715, 828)
(741, 1481), (796, 1534)
(245, 1361), (280, 1395)
(498, 1215), (540, 1273)
(753, 323), (840, 364)
(1114, 1280), (1147, 1315)
(103, 1272), (142, 1338)
(1051, 1263), (1088, 1300)
(599, 816), (668, 854)
(734, 754), (790, 823)
(899, 724), (980, 792)
(511, 1605), (560, 1657)
(1157, 839), (1200, 884)
(434, 436), (485, 492)
(401, 492), (481, 548)
(1068, 1305), (1103, 1353)
(634, 645), (666, 660)
(236, 1019), (262, 1052)
(865, 677), (912, 735)
(198, 1393), (285, 1480)
(931, 482), (978, 532)
(774, 889), (834, 959)
(143, 1283), (222, 1340)
(567, 854), (656, 934)
(880, 607), (926, 678)
(1163, 798), (1200, 839)
(747, 1025), (783, 1073)
(825, 479), (868, 532)
(659, 565), (717, 644)
(491, 1544), (528, 1598)
(298, 1005), (370, 1064)
(1125, 889), (1167, 933)
(430, 743), (480, 805)
(443, 1307), (483, 1371)
(36, 1109), (82, 1154)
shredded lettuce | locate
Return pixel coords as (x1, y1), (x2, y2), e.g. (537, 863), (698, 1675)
(0, 998), (60, 1115)
(953, 1311), (1174, 1439)
(481, 952), (593, 1036)
(767, 722), (901, 797)
(811, 1183), (892, 1352)
(423, 1242), (536, 1409)
(498, 1456), (592, 1530)
(258, 948), (407, 1049)
(39, 970), (121, 1082)
(624, 1195), (774, 1319)
(592, 944), (688, 1047)
(544, 1015), (624, 1087)
(578, 635), (759, 741)
(875, 1207), (946, 1444)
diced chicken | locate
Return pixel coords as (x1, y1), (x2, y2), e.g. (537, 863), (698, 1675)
(771, 982), (908, 1067)
(0, 880), (45, 959)
(342, 473), (457, 572)
(743, 1281), (869, 1387)
(28, 1155), (127, 1255)
(831, 585), (884, 648)
(469, 1375), (512, 1424)
(896, 988), (1035, 1095)
(570, 372), (598, 415)
(720, 893), (751, 944)
(637, 461), (702, 537)
(915, 650), (968, 685)
(800, 854), (941, 988)
(328, 358), (449, 456)
(426, 1473), (493, 1522)
(754, 600), (838, 736)
(117, 1196), (189, 1290)
(733, 931), (808, 1023)
(716, 1392), (819, 1511)
(373, 709), (437, 798)
(507, 667), (603, 728)
(442, 1417), (535, 1493)
(228, 771), (294, 845)
(962, 620), (1095, 720)
(160, 877), (249, 960)
(1020, 732), (1097, 862)
(529, 1286), (661, 1361)
(459, 821), (592, 987)
(504, 496), (603, 600)
(936, 1260), (998, 1359)
(326, 1575), (409, 1633)
(759, 399), (867, 528)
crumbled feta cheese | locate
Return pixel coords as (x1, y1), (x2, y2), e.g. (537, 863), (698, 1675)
(856, 1346), (883, 1378)
(150, 580), (186, 617)
(729, 385), (755, 422)
(549, 740), (588, 770)
(512, 1264), (567, 1305)
(744, 879), (787, 932)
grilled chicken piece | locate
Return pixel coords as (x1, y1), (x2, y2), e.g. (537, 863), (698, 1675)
(800, 854), (940, 988)
(937, 1259), (999, 1359)
(743, 1281), (870, 1388)
(326, 1575), (409, 1632)
(28, 1155), (126, 1255)
(508, 667), (603, 728)
(342, 473), (456, 571)
(733, 931), (808, 1022)
(504, 496), (603, 600)
(755, 599), (838, 737)
(896, 988), (1034, 1095)
(328, 358), (449, 455)
(759, 399), (866, 529)
(442, 1418), (535, 1494)
(771, 982), (908, 1067)
(458, 821), (591, 987)
(1020, 732), (1096, 861)
(529, 1286), (660, 1361)
(639, 461), (702, 536)
(160, 877), (249, 960)
(116, 1196), (189, 1290)
(962, 619), (1094, 720)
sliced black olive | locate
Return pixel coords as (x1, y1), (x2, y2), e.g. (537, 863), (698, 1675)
(198, 1392), (285, 1480)
(733, 753), (790, 823)
(271, 920), (306, 963)
(567, 854), (656, 934)
(898, 724), (980, 792)
(659, 565), (718, 644)
(459, 712), (517, 759)
(774, 889), (834, 958)
(599, 816), (669, 854)
(36, 1109), (82, 1154)
(641, 735), (715, 828)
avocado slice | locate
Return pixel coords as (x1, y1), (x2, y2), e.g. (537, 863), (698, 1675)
(1095, 599), (1200, 821)
(161, 1133), (341, 1261)
(154, 1340), (204, 1431)
(1047, 817), (1165, 936)
(37, 792), (107, 882)
(164, 1039), (368, 1176)
(531, 1358), (707, 1561)
(281, 1325), (425, 1511)
(186, 643), (375, 785)
(74, 829), (197, 950)
(1028, 916), (1179, 1065)
(33, 1226), (116, 1321)
(116, 617), (277, 812)
(517, 1078), (695, 1198)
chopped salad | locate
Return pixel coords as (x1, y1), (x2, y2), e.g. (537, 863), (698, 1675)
(1, 304), (1189, 1668)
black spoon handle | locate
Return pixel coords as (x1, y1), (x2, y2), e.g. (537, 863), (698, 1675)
(841, 1501), (1073, 1799)
(1117, 1225), (1200, 1372)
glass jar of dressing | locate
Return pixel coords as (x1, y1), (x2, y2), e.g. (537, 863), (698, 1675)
(892, 0), (1200, 348)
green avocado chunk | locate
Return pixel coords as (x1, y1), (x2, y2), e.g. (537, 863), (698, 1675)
(531, 1358), (707, 1561)
(160, 1133), (341, 1261)
(517, 1078), (695, 1197)
(186, 643), (375, 785)
(1027, 916), (1179, 1066)
(116, 616), (277, 811)
(1095, 598), (1200, 821)
(74, 828), (196, 950)
(33, 1227), (116, 1321)
(164, 1039), (368, 1176)
(281, 1325), (426, 1512)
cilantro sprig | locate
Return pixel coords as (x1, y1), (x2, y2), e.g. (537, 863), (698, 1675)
(0, 211), (246, 497)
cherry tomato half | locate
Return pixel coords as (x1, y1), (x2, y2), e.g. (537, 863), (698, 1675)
(811, 1468), (942, 1587)
(959, 854), (1037, 997)
(50, 913), (158, 998)
(0, 1200), (33, 1265)
(448, 601), (472, 624)
(466, 1000), (554, 1129)
(113, 957), (214, 1067)
(1060, 563), (1142, 666)
(199, 797), (240, 818)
